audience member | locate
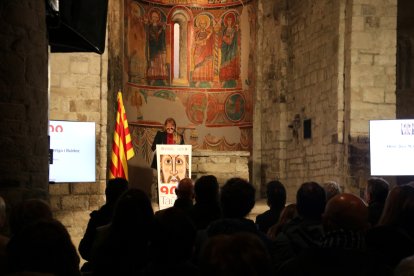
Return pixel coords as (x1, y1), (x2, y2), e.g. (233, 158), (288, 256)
(199, 232), (272, 276)
(278, 193), (392, 276)
(9, 198), (53, 236)
(323, 181), (342, 202)
(7, 218), (81, 276)
(90, 188), (154, 275)
(144, 207), (197, 275)
(364, 177), (390, 226)
(0, 196), (8, 276)
(189, 175), (222, 230)
(207, 177), (258, 236)
(267, 203), (297, 241)
(270, 181), (326, 270)
(394, 255), (414, 276)
(255, 180), (286, 234)
(79, 177), (128, 271)
(173, 177), (194, 215)
(366, 184), (414, 269)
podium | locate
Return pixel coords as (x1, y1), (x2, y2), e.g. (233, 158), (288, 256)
(155, 144), (192, 209)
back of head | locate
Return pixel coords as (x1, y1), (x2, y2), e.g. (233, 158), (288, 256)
(0, 196), (6, 229)
(175, 177), (194, 200)
(395, 255), (414, 276)
(378, 184), (414, 230)
(9, 199), (53, 235)
(296, 181), (326, 220)
(365, 177), (390, 204)
(151, 207), (196, 262)
(105, 178), (129, 204)
(199, 232), (271, 276)
(194, 175), (219, 204)
(323, 181), (342, 202)
(220, 178), (255, 219)
(7, 218), (80, 276)
(111, 188), (154, 234)
(323, 193), (369, 231)
(266, 180), (286, 211)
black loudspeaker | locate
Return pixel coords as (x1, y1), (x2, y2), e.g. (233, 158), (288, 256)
(46, 0), (108, 54)
(303, 119), (312, 139)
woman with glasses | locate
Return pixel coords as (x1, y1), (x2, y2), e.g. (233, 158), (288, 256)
(151, 117), (184, 169)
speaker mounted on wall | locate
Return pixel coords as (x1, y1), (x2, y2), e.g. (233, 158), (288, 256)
(46, 0), (108, 54)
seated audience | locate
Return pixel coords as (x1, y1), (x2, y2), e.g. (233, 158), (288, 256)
(90, 188), (154, 275)
(270, 182), (326, 270)
(189, 175), (222, 230)
(323, 181), (342, 202)
(7, 218), (81, 276)
(364, 177), (390, 226)
(366, 184), (414, 269)
(9, 198), (53, 236)
(255, 180), (286, 234)
(79, 177), (128, 271)
(199, 232), (272, 276)
(278, 193), (392, 276)
(144, 207), (197, 275)
(173, 177), (194, 215)
(267, 203), (297, 241)
(394, 255), (414, 276)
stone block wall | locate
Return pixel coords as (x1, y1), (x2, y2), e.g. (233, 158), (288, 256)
(49, 51), (109, 249)
(192, 150), (250, 186)
(0, 1), (49, 213)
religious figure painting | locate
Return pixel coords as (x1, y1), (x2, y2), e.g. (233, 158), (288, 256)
(191, 13), (216, 88)
(126, 1), (146, 84)
(219, 11), (240, 88)
(145, 8), (169, 85)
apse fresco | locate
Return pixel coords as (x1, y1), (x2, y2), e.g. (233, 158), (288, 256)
(123, 0), (256, 161)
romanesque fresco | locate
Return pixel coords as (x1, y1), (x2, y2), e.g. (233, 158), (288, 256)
(123, 0), (255, 160)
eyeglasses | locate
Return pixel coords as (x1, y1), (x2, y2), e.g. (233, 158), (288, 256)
(166, 127), (175, 131)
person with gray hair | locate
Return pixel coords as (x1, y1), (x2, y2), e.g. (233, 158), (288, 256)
(323, 181), (342, 202)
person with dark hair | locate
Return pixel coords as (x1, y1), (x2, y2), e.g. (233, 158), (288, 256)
(267, 203), (297, 241)
(9, 198), (53, 236)
(255, 180), (286, 234)
(79, 177), (128, 271)
(364, 177), (390, 226)
(173, 177), (194, 214)
(144, 207), (198, 275)
(199, 232), (272, 276)
(366, 184), (414, 269)
(206, 178), (269, 245)
(189, 175), (222, 230)
(90, 188), (154, 275)
(7, 218), (81, 276)
(278, 193), (391, 276)
(270, 181), (326, 270)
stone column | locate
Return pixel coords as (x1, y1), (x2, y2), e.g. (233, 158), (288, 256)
(0, 1), (49, 207)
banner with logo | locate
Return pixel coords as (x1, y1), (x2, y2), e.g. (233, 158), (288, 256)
(156, 144), (192, 210)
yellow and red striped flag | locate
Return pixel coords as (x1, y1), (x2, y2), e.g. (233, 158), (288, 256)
(109, 91), (135, 180)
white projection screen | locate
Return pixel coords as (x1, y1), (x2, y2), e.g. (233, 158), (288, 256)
(370, 119), (414, 176)
(49, 120), (96, 183)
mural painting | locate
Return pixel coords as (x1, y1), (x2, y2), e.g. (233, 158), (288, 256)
(123, 0), (254, 162)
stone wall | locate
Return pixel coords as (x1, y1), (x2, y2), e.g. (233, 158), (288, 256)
(192, 150), (250, 186)
(0, 1), (49, 211)
(49, 51), (109, 249)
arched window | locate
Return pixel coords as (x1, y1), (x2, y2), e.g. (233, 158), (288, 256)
(170, 10), (190, 86)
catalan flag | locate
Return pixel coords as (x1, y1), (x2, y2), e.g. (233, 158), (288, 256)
(109, 91), (135, 180)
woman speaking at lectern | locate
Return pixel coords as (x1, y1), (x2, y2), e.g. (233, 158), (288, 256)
(151, 117), (185, 169)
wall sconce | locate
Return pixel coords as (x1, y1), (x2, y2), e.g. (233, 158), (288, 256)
(288, 114), (301, 139)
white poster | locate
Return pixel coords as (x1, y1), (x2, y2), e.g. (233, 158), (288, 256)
(49, 120), (96, 183)
(156, 144), (192, 210)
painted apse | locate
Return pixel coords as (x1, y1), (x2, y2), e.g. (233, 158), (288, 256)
(123, 0), (256, 165)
